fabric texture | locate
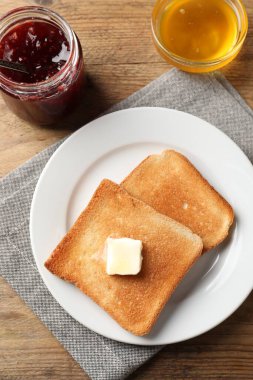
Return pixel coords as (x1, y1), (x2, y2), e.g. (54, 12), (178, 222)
(0, 68), (253, 380)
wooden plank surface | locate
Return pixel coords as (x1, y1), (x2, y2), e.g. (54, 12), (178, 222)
(0, 0), (253, 379)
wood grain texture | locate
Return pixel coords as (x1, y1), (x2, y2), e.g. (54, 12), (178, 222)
(0, 0), (253, 379)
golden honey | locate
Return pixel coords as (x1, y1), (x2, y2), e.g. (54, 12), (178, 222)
(152, 0), (248, 72)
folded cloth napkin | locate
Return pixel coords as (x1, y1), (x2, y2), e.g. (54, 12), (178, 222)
(1, 68), (253, 380)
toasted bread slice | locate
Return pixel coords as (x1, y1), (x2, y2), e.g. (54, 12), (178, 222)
(121, 150), (234, 252)
(45, 179), (203, 336)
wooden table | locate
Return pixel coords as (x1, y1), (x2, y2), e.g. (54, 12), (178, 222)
(0, 0), (252, 379)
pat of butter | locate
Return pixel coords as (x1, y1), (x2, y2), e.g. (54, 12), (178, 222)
(106, 237), (143, 275)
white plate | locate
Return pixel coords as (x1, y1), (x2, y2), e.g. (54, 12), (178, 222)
(30, 107), (253, 345)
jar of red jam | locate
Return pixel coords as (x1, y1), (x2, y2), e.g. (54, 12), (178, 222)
(0, 7), (85, 125)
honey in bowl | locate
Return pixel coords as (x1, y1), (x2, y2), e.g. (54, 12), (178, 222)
(152, 0), (248, 72)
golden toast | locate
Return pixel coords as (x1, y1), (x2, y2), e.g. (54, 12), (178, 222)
(121, 150), (234, 252)
(45, 179), (203, 335)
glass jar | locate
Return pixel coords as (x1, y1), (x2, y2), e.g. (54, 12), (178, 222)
(0, 6), (85, 125)
(151, 0), (248, 73)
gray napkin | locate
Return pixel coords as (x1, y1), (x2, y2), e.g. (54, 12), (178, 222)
(1, 68), (253, 380)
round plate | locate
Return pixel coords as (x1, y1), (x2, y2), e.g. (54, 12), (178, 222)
(30, 107), (253, 345)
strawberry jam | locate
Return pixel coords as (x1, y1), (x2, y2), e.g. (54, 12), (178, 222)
(0, 21), (70, 83)
(0, 7), (84, 125)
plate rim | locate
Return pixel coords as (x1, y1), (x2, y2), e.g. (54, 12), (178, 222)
(30, 107), (253, 345)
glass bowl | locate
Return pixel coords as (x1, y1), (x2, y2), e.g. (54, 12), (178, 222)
(151, 0), (248, 73)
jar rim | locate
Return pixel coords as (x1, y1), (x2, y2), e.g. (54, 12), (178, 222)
(0, 6), (77, 94)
